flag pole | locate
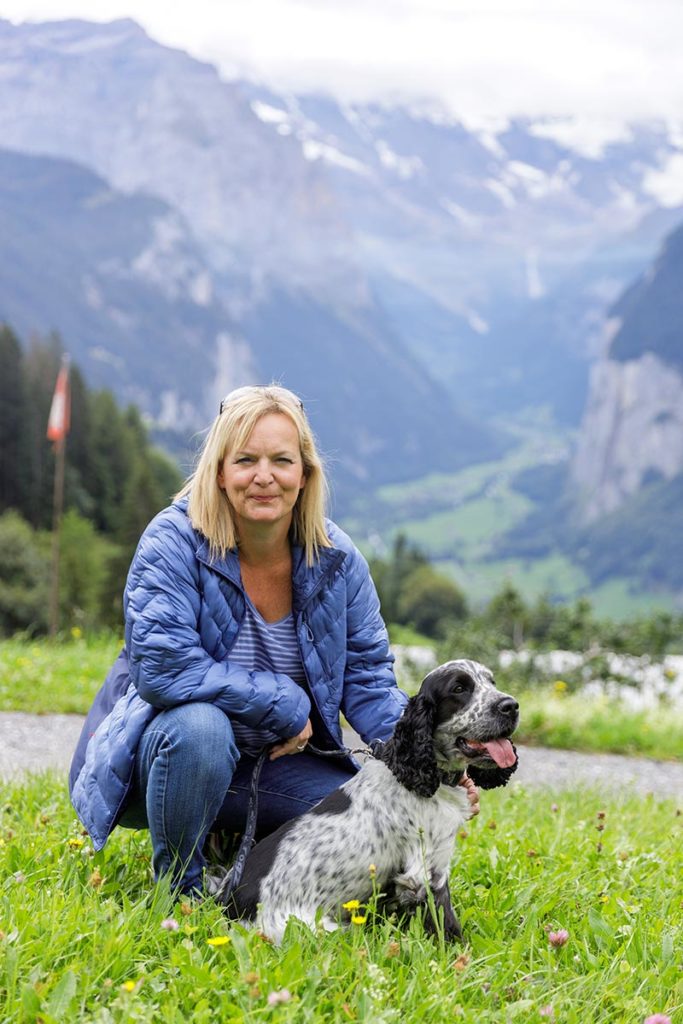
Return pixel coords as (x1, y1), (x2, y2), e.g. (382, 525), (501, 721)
(48, 431), (66, 637)
(47, 355), (71, 638)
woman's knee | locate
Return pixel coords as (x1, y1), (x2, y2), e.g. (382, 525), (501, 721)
(142, 702), (238, 780)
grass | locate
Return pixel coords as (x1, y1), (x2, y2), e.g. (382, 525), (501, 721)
(512, 689), (683, 760)
(1, 637), (682, 761)
(436, 554), (591, 606)
(0, 634), (122, 715)
(0, 774), (680, 1022)
(391, 491), (533, 562)
(386, 624), (435, 647)
(587, 579), (680, 621)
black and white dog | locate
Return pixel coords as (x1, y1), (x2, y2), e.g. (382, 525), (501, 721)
(219, 659), (519, 943)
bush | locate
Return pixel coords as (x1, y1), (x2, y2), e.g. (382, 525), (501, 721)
(59, 509), (119, 630)
(396, 564), (468, 639)
(0, 510), (49, 635)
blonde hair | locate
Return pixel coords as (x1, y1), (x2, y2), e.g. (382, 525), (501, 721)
(176, 385), (331, 565)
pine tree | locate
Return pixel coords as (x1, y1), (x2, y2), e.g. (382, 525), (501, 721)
(87, 390), (131, 533)
(22, 334), (63, 528)
(0, 325), (29, 513)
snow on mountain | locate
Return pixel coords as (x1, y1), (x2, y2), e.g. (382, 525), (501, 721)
(642, 154), (683, 207)
(2, 15), (683, 436)
(528, 117), (635, 159)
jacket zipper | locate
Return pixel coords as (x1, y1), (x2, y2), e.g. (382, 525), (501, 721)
(295, 553), (346, 752)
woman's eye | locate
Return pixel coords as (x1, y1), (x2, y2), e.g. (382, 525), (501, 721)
(235, 456), (253, 464)
(276, 457), (294, 464)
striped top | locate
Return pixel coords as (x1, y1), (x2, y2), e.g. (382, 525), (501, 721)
(229, 597), (306, 755)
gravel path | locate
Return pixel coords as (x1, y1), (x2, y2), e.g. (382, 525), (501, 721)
(1, 712), (682, 802)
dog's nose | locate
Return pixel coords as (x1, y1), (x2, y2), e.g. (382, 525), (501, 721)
(497, 696), (519, 718)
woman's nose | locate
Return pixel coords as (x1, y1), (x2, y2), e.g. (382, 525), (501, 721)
(253, 459), (273, 482)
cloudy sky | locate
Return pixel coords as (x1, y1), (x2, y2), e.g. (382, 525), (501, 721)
(3, 0), (683, 120)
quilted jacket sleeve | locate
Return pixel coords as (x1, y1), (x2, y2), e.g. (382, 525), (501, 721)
(123, 507), (310, 739)
(339, 545), (408, 743)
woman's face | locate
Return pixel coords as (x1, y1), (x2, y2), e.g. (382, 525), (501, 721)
(217, 412), (306, 533)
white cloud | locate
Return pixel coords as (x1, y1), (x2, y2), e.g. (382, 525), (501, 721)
(642, 154), (683, 207)
(3, 0), (683, 120)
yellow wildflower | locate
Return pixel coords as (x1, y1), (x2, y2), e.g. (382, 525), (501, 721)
(206, 935), (231, 946)
(121, 980), (136, 993)
(351, 915), (367, 925)
(553, 680), (567, 695)
(68, 837), (85, 849)
(70, 626), (83, 640)
(342, 899), (361, 911)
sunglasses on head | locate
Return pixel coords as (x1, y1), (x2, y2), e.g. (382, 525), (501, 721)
(219, 385), (304, 415)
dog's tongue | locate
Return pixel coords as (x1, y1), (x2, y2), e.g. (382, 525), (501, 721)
(468, 738), (517, 768)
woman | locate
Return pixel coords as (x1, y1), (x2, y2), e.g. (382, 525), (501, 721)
(70, 384), (414, 895)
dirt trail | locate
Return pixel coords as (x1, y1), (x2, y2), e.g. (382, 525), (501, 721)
(1, 711), (681, 802)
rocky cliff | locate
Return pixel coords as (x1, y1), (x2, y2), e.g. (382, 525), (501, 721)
(572, 352), (683, 522)
(571, 224), (683, 524)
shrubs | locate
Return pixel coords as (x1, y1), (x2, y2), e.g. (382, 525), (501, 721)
(373, 535), (683, 657)
(0, 510), (49, 635)
(371, 534), (467, 640)
(0, 509), (119, 635)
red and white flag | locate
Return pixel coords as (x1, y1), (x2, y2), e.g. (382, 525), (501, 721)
(47, 359), (71, 443)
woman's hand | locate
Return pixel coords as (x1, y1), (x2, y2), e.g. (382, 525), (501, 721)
(269, 718), (313, 760)
(458, 774), (480, 817)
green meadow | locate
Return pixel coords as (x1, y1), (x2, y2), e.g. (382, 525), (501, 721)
(0, 774), (680, 1023)
(1, 638), (681, 1021)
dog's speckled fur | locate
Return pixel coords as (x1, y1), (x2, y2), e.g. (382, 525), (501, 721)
(219, 659), (519, 943)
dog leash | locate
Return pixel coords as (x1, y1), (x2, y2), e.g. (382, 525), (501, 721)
(212, 747), (268, 902)
(213, 741), (380, 902)
(307, 741), (382, 759)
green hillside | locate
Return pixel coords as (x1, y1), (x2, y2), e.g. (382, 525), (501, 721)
(343, 419), (681, 617)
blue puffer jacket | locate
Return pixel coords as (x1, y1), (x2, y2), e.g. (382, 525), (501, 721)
(69, 498), (407, 850)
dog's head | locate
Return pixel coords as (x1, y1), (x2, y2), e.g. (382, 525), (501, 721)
(380, 659), (519, 797)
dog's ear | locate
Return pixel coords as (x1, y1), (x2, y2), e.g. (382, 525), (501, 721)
(381, 692), (441, 797)
(467, 743), (519, 789)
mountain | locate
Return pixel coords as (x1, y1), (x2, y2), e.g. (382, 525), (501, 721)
(0, 142), (500, 505)
(609, 223), (683, 372)
(0, 147), (230, 430)
(494, 222), (683, 594)
(572, 222), (683, 524)
(2, 16), (682, 435)
(2, 14), (683, 588)
(243, 87), (683, 420)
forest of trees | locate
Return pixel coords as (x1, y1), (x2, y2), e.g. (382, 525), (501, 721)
(0, 324), (182, 633)
(2, 321), (681, 655)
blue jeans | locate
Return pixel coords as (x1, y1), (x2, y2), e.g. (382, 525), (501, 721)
(118, 702), (356, 895)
